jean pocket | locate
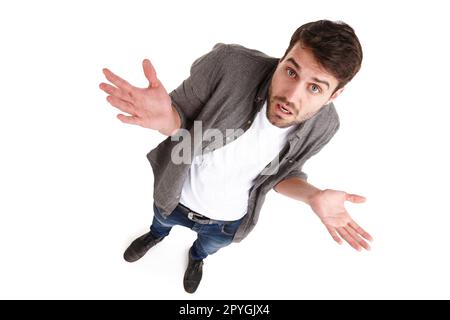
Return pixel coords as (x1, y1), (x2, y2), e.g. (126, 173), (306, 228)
(220, 221), (240, 237)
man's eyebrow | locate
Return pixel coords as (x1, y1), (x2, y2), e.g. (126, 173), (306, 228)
(286, 57), (330, 90)
(312, 77), (330, 90)
(287, 57), (301, 70)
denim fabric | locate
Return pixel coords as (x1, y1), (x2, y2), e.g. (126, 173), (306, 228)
(150, 202), (243, 260)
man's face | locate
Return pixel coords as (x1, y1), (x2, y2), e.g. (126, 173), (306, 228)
(267, 42), (344, 128)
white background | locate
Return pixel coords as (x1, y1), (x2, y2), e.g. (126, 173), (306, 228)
(1, 0), (449, 299)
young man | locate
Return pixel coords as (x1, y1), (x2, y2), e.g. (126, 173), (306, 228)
(99, 20), (373, 294)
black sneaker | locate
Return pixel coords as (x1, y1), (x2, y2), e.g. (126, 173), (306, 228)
(123, 231), (164, 263)
(183, 248), (204, 294)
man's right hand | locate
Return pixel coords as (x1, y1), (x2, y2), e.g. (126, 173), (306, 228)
(99, 59), (180, 135)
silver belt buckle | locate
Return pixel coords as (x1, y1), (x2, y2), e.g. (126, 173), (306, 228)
(188, 211), (202, 220)
(188, 211), (209, 224)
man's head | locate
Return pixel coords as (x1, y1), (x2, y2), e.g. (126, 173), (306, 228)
(267, 20), (363, 128)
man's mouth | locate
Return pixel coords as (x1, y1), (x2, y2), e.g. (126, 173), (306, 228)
(276, 103), (293, 116)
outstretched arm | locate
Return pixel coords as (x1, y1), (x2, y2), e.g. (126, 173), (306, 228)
(274, 177), (373, 251)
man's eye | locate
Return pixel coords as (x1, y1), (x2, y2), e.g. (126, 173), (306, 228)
(311, 84), (321, 94)
(286, 68), (296, 78)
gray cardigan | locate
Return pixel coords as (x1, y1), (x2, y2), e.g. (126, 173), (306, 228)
(147, 43), (340, 242)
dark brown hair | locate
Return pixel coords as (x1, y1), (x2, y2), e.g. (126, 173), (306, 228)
(281, 20), (363, 93)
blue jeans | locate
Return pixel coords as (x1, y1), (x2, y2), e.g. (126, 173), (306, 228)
(150, 202), (244, 261)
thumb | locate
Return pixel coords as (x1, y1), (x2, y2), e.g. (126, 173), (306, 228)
(142, 59), (159, 88)
(345, 193), (366, 203)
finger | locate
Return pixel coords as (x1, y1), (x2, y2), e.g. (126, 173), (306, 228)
(349, 221), (373, 241)
(345, 224), (370, 250)
(326, 226), (343, 245)
(99, 83), (133, 103)
(102, 68), (134, 92)
(337, 227), (362, 251)
(106, 95), (135, 115)
(116, 114), (142, 126)
(142, 59), (159, 88)
(346, 193), (366, 203)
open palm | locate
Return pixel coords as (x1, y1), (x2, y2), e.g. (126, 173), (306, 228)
(310, 189), (373, 251)
(99, 59), (174, 132)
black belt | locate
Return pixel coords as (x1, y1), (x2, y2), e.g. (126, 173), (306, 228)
(176, 203), (233, 225)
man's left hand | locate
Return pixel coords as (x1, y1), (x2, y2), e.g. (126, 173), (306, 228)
(309, 189), (373, 251)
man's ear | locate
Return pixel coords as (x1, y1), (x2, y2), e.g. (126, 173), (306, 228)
(327, 87), (345, 104)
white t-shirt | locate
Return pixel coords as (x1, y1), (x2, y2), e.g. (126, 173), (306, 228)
(179, 99), (295, 221)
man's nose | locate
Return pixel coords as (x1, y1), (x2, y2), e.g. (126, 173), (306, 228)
(284, 88), (301, 107)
